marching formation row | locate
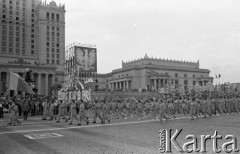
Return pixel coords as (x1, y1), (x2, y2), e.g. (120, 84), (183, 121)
(5, 95), (240, 126)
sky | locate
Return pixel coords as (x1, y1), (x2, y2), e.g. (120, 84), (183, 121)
(51, 0), (240, 83)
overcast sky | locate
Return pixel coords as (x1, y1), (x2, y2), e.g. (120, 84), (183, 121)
(52, 0), (240, 83)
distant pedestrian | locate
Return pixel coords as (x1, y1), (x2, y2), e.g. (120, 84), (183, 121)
(22, 101), (29, 120)
(42, 99), (50, 120)
(0, 102), (3, 118)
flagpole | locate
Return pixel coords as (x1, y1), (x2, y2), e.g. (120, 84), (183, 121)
(216, 79), (217, 85)
(218, 74), (221, 85)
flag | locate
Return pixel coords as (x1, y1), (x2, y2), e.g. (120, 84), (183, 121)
(9, 72), (35, 95)
(218, 74), (221, 78)
(77, 80), (84, 90)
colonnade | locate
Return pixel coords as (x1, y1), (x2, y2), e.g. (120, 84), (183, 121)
(0, 71), (54, 96)
(110, 80), (131, 91)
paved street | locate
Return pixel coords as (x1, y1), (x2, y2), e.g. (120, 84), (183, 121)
(0, 113), (240, 154)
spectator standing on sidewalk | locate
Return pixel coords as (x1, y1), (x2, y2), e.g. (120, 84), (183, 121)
(30, 99), (35, 116)
(22, 101), (29, 120)
(8, 100), (14, 125)
(0, 101), (3, 118)
(17, 100), (22, 117)
(53, 100), (59, 120)
(12, 101), (21, 126)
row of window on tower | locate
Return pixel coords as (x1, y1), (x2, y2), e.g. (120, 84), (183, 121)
(1, 0), (35, 56)
(46, 23), (61, 65)
(1, 24), (26, 55)
(46, 12), (60, 22)
(2, 0), (34, 22)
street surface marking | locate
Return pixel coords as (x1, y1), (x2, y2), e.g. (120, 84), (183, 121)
(24, 133), (63, 139)
(0, 113), (234, 135)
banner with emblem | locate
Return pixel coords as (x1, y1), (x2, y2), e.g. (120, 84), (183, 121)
(64, 44), (97, 101)
(75, 46), (97, 73)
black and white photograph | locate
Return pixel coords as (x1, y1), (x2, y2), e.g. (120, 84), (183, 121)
(0, 0), (240, 153)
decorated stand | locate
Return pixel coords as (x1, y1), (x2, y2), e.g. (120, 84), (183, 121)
(59, 43), (97, 101)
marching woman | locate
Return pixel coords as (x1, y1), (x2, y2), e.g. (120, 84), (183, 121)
(8, 101), (21, 126)
(42, 98), (50, 120)
(7, 100), (14, 125)
(78, 100), (89, 126)
(13, 101), (21, 126)
(56, 100), (68, 123)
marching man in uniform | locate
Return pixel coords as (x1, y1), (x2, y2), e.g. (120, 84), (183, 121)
(78, 100), (89, 126)
(92, 99), (103, 124)
(190, 98), (198, 120)
(158, 99), (169, 123)
(101, 100), (110, 124)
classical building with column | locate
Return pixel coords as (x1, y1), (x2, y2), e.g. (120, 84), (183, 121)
(0, 0), (65, 96)
(95, 54), (213, 93)
(0, 61), (57, 96)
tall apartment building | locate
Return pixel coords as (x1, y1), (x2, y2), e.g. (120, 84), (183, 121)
(0, 0), (65, 96)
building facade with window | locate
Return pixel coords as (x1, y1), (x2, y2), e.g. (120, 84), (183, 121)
(0, 0), (65, 96)
(95, 54), (213, 93)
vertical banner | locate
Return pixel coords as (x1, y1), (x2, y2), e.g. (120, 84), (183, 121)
(64, 44), (97, 102)
(75, 46), (97, 91)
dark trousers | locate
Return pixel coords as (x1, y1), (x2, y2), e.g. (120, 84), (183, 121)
(0, 108), (3, 118)
(19, 109), (22, 116)
(23, 111), (28, 120)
